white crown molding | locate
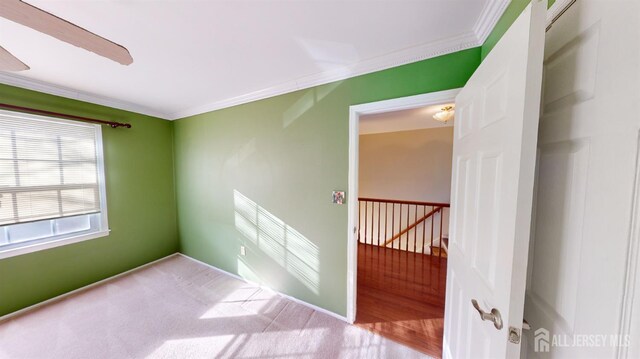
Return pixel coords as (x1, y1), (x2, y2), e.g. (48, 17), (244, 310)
(473, 0), (512, 45)
(170, 0), (514, 120)
(0, 0), (513, 121)
(169, 32), (481, 120)
(0, 72), (172, 120)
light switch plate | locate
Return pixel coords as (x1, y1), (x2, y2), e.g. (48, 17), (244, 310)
(240, 245), (246, 256)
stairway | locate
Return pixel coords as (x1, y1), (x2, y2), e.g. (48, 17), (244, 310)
(358, 197), (450, 257)
(427, 235), (448, 258)
(430, 236), (448, 258)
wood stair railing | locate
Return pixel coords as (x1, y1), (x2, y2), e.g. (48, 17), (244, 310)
(358, 197), (450, 257)
(383, 207), (441, 246)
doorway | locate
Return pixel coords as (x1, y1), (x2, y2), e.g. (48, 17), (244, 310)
(346, 89), (459, 357)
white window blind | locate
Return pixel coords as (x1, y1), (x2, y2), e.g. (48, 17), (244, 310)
(0, 111), (102, 226)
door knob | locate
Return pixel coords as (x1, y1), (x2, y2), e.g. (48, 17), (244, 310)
(471, 299), (503, 330)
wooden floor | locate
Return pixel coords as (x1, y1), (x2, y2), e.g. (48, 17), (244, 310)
(355, 243), (447, 358)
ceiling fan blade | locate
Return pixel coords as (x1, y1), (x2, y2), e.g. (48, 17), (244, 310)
(0, 45), (29, 71)
(0, 0), (133, 65)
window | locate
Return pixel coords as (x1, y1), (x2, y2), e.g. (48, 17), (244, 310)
(0, 109), (109, 259)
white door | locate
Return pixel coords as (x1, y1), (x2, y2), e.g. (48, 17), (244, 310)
(443, 1), (547, 358)
(523, 0), (640, 357)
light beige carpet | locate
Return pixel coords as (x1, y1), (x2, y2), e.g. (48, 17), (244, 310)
(0, 255), (430, 358)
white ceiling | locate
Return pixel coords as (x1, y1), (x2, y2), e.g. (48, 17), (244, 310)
(0, 0), (509, 120)
(359, 103), (454, 135)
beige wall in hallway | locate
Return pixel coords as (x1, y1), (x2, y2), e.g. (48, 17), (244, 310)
(358, 126), (454, 204)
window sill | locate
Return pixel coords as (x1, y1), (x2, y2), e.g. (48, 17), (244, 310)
(0, 229), (110, 260)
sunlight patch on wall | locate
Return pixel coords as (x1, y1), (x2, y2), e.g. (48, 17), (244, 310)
(282, 81), (341, 128)
(283, 90), (315, 129)
(235, 192), (258, 244)
(225, 138), (256, 167)
(233, 190), (320, 294)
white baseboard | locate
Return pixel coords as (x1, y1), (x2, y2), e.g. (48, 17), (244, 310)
(177, 253), (349, 323)
(0, 253), (180, 323)
(0, 252), (349, 325)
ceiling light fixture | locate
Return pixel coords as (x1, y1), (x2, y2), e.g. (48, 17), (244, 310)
(433, 105), (455, 123)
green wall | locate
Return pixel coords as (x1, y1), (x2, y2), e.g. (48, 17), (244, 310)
(0, 0), (557, 318)
(0, 84), (178, 316)
(173, 47), (481, 316)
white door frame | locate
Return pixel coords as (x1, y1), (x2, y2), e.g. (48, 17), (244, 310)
(346, 88), (461, 323)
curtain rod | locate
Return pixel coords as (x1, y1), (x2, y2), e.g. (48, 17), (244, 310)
(0, 103), (132, 128)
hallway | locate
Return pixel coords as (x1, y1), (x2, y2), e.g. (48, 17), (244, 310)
(355, 243), (447, 358)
